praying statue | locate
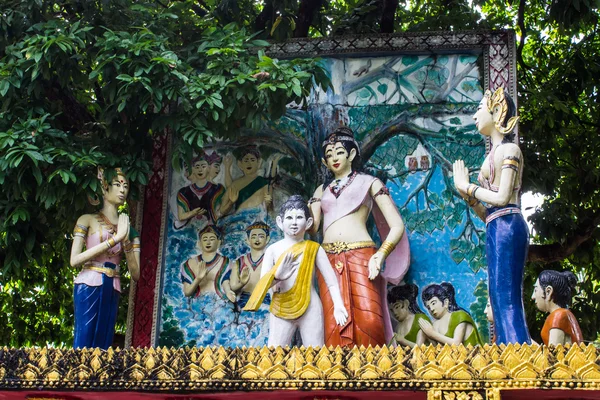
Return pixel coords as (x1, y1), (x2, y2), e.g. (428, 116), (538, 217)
(70, 168), (140, 349)
(452, 87), (531, 344)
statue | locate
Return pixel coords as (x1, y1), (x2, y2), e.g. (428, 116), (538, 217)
(309, 126), (410, 347)
(388, 283), (430, 347)
(419, 282), (483, 346)
(226, 221), (271, 307)
(452, 87), (531, 344)
(180, 225), (234, 302)
(175, 153), (230, 229)
(243, 195), (348, 347)
(70, 168), (140, 349)
(532, 270), (583, 346)
(224, 146), (283, 211)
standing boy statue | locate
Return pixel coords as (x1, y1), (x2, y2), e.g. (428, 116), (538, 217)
(244, 195), (348, 347)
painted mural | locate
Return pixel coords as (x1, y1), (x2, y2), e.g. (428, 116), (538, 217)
(158, 53), (489, 347)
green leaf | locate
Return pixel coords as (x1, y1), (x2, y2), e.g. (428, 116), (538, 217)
(0, 81), (9, 97)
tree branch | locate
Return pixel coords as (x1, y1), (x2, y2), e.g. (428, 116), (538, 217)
(380, 0), (399, 33)
(528, 213), (600, 263)
(516, 0), (533, 70)
(294, 0), (324, 37)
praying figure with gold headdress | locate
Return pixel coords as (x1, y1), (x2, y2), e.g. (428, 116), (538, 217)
(452, 87), (531, 345)
(226, 221), (271, 307)
(244, 195), (348, 347)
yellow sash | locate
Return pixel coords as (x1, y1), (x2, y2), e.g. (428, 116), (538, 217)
(243, 240), (319, 320)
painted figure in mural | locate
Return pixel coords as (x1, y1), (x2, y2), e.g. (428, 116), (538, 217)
(452, 87), (531, 344)
(206, 151), (223, 184)
(175, 153), (229, 229)
(180, 225), (234, 302)
(309, 126), (410, 347)
(419, 282), (483, 346)
(244, 195), (348, 347)
(70, 168), (141, 349)
(225, 146), (283, 211)
(532, 270), (583, 346)
(388, 283), (430, 347)
(227, 221), (271, 307)
(484, 297), (495, 343)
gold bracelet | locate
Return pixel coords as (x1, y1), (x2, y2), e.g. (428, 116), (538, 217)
(106, 237), (116, 248)
(379, 240), (396, 258)
(466, 184), (476, 197)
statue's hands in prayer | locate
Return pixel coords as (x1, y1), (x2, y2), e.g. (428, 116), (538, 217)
(240, 266), (250, 286)
(368, 251), (384, 280)
(274, 252), (299, 281)
(418, 319), (436, 337)
(452, 160), (470, 193)
(333, 303), (349, 326)
(115, 214), (130, 242)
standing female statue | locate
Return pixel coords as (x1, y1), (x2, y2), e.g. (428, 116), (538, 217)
(309, 126), (410, 347)
(452, 87), (531, 344)
(70, 168), (141, 349)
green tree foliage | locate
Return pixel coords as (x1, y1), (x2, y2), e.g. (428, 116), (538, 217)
(1, 0), (599, 345)
(0, 0), (329, 346)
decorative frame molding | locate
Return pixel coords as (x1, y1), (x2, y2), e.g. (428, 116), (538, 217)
(130, 30), (517, 349)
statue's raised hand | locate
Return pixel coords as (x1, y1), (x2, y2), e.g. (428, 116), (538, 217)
(115, 214), (130, 242)
(274, 252), (299, 281)
(452, 160), (470, 193)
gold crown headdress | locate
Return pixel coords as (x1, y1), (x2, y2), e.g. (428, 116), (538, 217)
(484, 87), (519, 135)
(245, 220), (270, 235)
(198, 224), (223, 240)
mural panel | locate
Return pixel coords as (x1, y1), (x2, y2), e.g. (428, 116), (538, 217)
(155, 52), (490, 347)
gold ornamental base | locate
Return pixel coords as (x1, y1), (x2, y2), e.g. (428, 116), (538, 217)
(1, 344), (600, 399)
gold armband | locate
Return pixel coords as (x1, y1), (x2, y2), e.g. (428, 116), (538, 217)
(379, 240), (396, 258)
(73, 224), (88, 238)
(502, 158), (519, 172)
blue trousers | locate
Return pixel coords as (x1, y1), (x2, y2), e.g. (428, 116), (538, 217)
(73, 264), (120, 349)
(486, 206), (531, 344)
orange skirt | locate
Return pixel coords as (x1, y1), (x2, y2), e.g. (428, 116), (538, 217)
(317, 247), (386, 347)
